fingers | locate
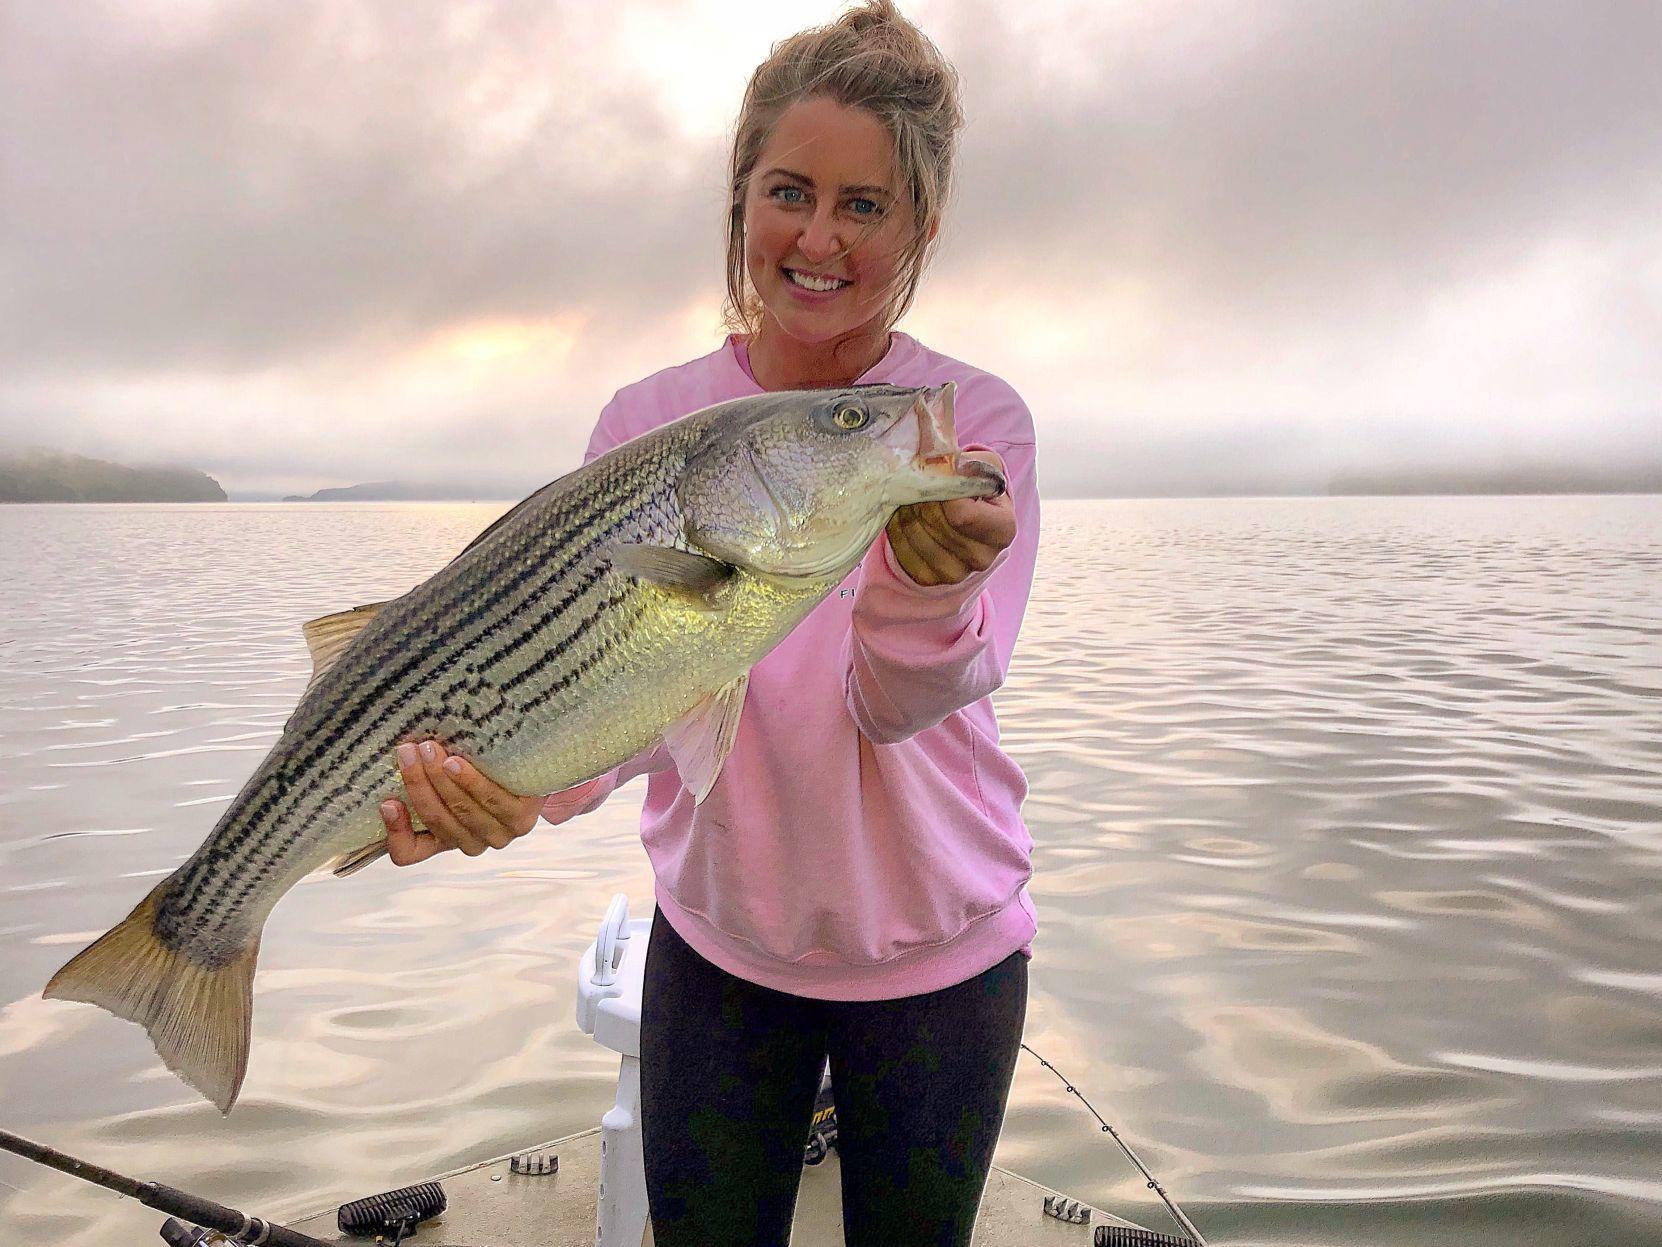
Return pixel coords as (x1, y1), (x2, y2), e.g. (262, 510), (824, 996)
(941, 450), (1016, 551)
(938, 490), (1016, 552)
(396, 741), (487, 855)
(888, 494), (1016, 587)
(396, 739), (529, 856)
(887, 509), (948, 586)
(917, 501), (1002, 570)
(439, 753), (544, 842)
(382, 740), (541, 867)
(380, 798), (449, 867)
(901, 504), (972, 582)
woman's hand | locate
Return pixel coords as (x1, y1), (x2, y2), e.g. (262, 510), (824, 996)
(886, 450), (1015, 587)
(380, 740), (543, 866)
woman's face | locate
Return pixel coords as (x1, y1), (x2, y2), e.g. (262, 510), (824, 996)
(742, 96), (917, 347)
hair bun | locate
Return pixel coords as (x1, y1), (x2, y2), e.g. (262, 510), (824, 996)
(841, 0), (904, 35)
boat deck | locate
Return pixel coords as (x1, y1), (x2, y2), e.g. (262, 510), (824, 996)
(289, 1126), (1145, 1246)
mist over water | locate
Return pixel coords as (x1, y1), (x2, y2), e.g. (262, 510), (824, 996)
(1, 496), (1659, 1245)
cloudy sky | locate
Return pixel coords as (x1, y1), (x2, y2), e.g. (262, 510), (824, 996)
(2, 0), (1658, 498)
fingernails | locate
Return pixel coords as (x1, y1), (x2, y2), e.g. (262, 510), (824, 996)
(380, 801), (398, 825)
(442, 756), (463, 776)
(397, 743), (417, 768)
(419, 740), (439, 763)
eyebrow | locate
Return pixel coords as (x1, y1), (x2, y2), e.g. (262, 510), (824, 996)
(760, 167), (893, 198)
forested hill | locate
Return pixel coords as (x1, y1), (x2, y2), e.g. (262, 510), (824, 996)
(0, 449), (226, 502)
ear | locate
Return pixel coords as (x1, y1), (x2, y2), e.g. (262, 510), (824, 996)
(925, 217), (940, 244)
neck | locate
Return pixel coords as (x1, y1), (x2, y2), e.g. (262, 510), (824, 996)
(746, 315), (892, 391)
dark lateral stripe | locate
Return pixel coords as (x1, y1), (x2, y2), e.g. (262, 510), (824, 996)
(194, 590), (646, 921)
(280, 488), (642, 780)
(268, 557), (619, 829)
(172, 573), (648, 919)
(499, 588), (632, 696)
(172, 487), (661, 910)
(169, 433), (695, 926)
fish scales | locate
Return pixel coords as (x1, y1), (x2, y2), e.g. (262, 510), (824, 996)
(160, 485), (641, 925)
(171, 428), (705, 930)
(44, 382), (1004, 1111)
(217, 458), (691, 911)
(172, 579), (645, 934)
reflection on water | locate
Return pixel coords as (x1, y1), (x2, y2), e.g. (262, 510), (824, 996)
(1, 497), (1660, 1245)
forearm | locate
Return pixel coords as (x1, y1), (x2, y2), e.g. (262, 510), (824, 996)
(842, 439), (1039, 745)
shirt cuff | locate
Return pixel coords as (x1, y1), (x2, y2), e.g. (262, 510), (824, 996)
(540, 773), (615, 826)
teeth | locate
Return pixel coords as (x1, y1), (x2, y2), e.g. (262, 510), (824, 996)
(787, 269), (849, 292)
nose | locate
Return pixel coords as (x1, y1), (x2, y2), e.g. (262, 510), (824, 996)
(796, 203), (842, 266)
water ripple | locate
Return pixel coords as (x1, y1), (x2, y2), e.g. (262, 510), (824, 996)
(1, 496), (1659, 1245)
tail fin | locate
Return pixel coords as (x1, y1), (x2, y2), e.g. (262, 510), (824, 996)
(44, 885), (259, 1114)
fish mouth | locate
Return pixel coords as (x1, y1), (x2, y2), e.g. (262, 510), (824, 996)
(883, 382), (1006, 503)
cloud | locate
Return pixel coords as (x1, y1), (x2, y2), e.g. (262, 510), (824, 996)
(2, 1), (721, 374)
(1, 0), (1656, 496)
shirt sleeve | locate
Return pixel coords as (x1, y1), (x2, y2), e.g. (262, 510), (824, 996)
(840, 383), (1041, 746)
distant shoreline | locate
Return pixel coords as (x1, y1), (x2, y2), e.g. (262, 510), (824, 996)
(5, 453), (1661, 505)
(5, 489), (1659, 505)
(0, 450), (225, 503)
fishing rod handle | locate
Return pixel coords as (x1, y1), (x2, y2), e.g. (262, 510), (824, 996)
(143, 1184), (335, 1247)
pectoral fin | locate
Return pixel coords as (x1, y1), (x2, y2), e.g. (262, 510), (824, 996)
(608, 543), (735, 609)
(301, 602), (389, 686)
(662, 673), (749, 804)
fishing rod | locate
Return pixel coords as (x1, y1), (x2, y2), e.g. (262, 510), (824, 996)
(1021, 1042), (1208, 1247)
(7, 1062), (1201, 1246)
(0, 1127), (459, 1246)
(0, 1126), (336, 1245)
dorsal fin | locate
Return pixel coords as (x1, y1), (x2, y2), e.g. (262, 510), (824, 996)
(300, 601), (388, 686)
(662, 673), (748, 803)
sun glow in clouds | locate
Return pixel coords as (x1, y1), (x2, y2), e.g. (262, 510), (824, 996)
(611, 0), (843, 138)
(436, 316), (587, 367)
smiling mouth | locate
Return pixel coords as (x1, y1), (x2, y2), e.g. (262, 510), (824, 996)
(783, 267), (852, 293)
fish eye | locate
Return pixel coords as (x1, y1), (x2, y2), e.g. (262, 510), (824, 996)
(832, 404), (869, 431)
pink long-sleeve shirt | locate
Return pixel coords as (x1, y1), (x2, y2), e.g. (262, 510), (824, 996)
(542, 331), (1040, 999)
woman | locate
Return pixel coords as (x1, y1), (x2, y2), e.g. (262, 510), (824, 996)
(380, 4), (1041, 1243)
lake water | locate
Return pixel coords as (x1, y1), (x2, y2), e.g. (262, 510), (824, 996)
(1, 496), (1659, 1246)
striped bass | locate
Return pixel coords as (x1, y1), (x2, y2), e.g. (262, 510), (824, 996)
(45, 382), (1001, 1113)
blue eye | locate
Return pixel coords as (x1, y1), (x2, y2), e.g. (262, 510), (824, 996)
(772, 186), (806, 204)
(848, 198), (882, 217)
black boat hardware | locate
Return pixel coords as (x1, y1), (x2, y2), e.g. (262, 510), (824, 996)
(337, 1181), (447, 1242)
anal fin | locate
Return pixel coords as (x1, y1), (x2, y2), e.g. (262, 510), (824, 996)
(328, 838), (389, 878)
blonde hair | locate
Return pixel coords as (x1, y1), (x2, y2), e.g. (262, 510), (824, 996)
(723, 0), (963, 339)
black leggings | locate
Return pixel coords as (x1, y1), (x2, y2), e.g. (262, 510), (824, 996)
(640, 908), (1028, 1247)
